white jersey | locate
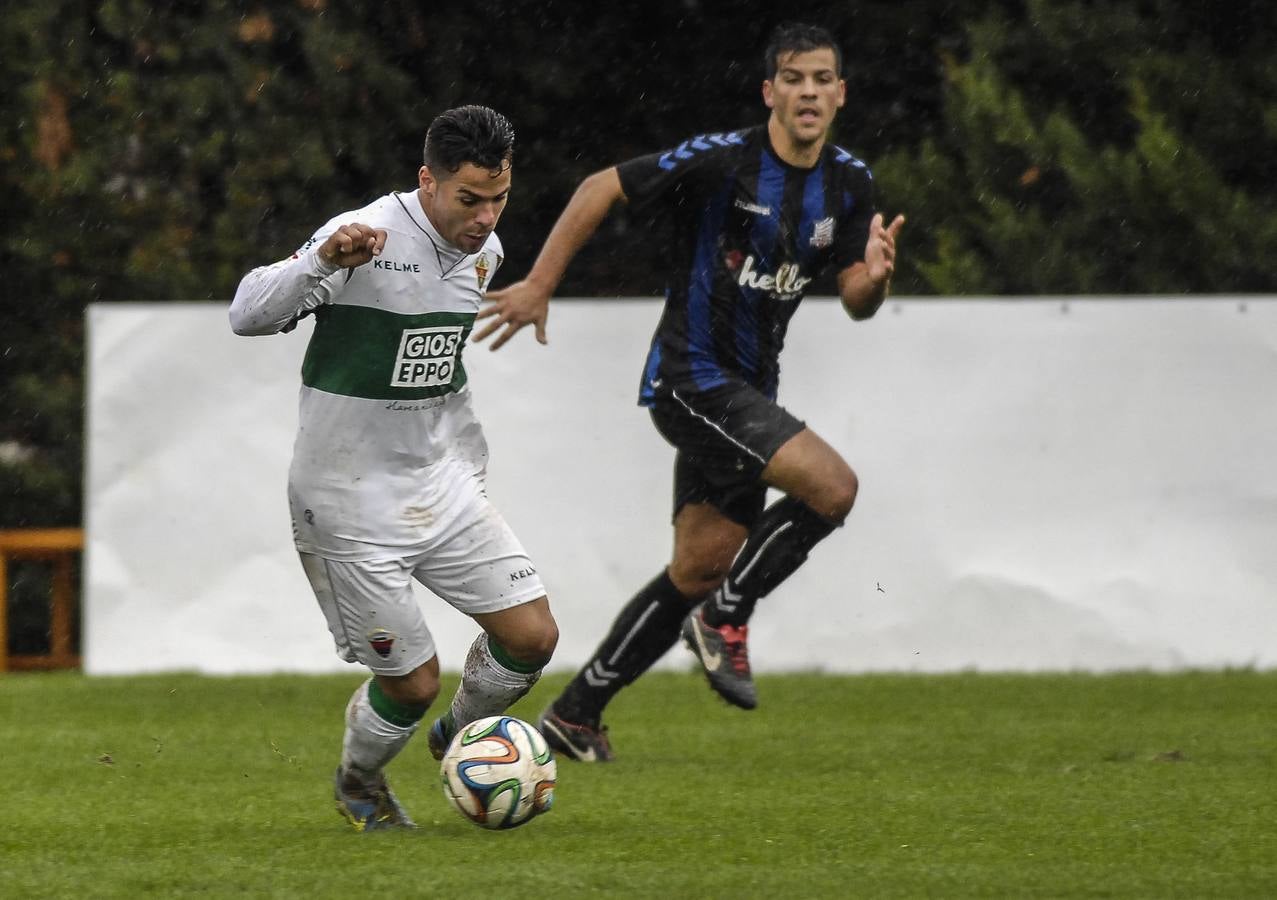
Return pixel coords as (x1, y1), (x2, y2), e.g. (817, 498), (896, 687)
(230, 190), (505, 560)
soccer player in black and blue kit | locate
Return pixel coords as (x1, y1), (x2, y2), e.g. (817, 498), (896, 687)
(475, 23), (905, 761)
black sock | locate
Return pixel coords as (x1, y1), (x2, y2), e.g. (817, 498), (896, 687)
(701, 496), (838, 628)
(554, 570), (691, 725)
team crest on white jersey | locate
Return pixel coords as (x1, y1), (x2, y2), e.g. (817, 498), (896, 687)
(810, 217), (836, 249)
(392, 326), (463, 388)
(475, 252), (490, 290)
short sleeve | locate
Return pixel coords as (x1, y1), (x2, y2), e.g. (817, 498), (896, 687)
(616, 131), (746, 210)
(830, 157), (877, 271)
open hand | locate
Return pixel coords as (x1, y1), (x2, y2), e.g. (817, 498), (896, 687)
(473, 279), (551, 350)
(864, 212), (905, 286)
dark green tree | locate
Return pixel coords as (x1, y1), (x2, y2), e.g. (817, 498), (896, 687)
(3, 0), (1275, 535)
(1, 0), (426, 528)
(873, 0), (1277, 294)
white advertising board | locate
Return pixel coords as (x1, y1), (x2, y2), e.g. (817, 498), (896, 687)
(84, 297), (1277, 674)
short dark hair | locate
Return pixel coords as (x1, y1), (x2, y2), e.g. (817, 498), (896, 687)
(422, 105), (515, 177)
(764, 22), (842, 80)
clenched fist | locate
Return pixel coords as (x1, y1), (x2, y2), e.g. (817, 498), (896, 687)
(318, 223), (387, 269)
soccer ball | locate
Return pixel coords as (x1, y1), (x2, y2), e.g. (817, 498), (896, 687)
(439, 715), (557, 829)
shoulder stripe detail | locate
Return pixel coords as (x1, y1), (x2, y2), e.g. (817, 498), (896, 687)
(833, 145), (868, 170)
(658, 131), (744, 171)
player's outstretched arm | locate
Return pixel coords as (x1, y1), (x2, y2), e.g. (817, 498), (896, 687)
(837, 212), (905, 321)
(475, 168), (626, 351)
(230, 223), (387, 336)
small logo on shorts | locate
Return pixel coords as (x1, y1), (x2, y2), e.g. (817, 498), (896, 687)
(368, 628), (397, 658)
(509, 566), (537, 583)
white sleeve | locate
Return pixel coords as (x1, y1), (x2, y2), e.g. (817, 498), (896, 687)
(228, 238), (345, 336)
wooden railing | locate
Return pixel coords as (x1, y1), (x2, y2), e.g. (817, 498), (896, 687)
(0, 528), (83, 671)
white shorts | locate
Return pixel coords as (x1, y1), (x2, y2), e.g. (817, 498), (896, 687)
(299, 493), (546, 676)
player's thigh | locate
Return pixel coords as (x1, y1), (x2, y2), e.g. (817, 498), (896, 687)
(669, 449), (768, 530)
(298, 552), (437, 676)
(651, 382), (804, 487)
(410, 485), (552, 655)
(651, 382), (791, 533)
(761, 427), (858, 520)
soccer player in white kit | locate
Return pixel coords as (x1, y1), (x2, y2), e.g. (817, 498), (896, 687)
(229, 106), (558, 831)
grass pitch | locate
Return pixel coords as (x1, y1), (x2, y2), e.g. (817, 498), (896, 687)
(2, 668), (1274, 898)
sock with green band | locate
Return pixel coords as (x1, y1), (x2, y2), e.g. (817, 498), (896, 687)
(446, 633), (546, 729)
(486, 635), (544, 674)
(367, 677), (430, 727)
(341, 678), (427, 786)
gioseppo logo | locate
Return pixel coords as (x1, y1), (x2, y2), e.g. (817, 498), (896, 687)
(392, 326), (463, 388)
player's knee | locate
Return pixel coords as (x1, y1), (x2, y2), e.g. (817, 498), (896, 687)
(379, 666), (440, 709)
(668, 558), (729, 600)
(525, 617), (559, 662)
(818, 467), (858, 523)
(501, 608), (559, 665)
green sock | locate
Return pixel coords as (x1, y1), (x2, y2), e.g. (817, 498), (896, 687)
(368, 679), (428, 728)
(487, 636), (546, 674)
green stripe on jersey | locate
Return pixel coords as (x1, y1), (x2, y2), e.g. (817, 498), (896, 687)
(301, 304), (475, 400)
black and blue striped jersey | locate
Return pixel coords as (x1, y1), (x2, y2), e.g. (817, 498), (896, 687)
(617, 124), (876, 405)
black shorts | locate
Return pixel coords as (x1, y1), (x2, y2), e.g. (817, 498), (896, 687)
(647, 381), (805, 528)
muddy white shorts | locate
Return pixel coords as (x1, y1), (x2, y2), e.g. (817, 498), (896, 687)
(299, 493), (545, 676)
